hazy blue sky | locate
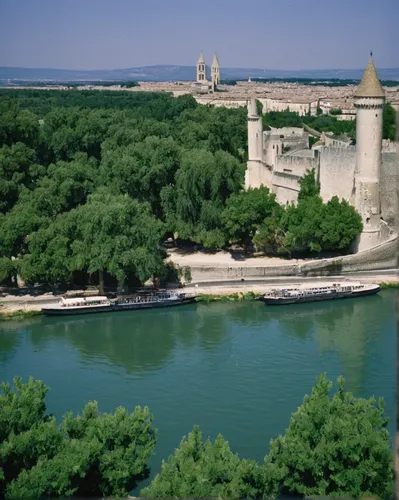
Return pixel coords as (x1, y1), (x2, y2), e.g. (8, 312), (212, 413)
(1, 0), (398, 70)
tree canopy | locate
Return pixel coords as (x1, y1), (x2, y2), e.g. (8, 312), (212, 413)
(0, 374), (393, 498)
(0, 377), (156, 498)
(267, 373), (394, 498)
(0, 89), (365, 287)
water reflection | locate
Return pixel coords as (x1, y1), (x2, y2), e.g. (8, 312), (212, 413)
(0, 292), (395, 391)
(260, 293), (393, 391)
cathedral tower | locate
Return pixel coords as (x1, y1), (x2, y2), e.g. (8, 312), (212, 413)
(211, 53), (220, 91)
(196, 51), (207, 83)
(353, 56), (385, 251)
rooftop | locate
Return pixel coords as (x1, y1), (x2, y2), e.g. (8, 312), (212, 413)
(354, 57), (385, 98)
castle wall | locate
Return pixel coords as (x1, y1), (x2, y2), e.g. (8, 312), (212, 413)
(184, 234), (398, 282)
(271, 155), (318, 205)
(318, 146), (356, 203)
(381, 152), (398, 226)
(274, 154), (317, 177)
(245, 160), (272, 190)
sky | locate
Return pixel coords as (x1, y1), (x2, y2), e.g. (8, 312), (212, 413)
(1, 0), (398, 71)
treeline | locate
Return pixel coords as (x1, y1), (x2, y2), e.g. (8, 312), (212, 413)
(0, 374), (393, 499)
(0, 90), (362, 289)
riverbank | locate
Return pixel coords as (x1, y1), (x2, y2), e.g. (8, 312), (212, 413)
(1, 277), (398, 320)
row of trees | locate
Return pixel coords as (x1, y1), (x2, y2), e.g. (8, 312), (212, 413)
(0, 374), (393, 498)
(0, 90), (363, 288)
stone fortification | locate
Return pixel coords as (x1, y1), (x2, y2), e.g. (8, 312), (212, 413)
(380, 152), (398, 227)
(318, 146), (356, 203)
(184, 234), (398, 282)
(245, 57), (398, 257)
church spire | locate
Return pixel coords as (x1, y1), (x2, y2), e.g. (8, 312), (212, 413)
(354, 55), (385, 98)
(196, 51), (206, 83)
(197, 51), (205, 64)
(212, 53), (219, 68)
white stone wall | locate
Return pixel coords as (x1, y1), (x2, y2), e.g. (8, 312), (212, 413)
(185, 234), (398, 282)
(318, 147), (356, 203)
(245, 161), (273, 190)
(380, 152), (398, 226)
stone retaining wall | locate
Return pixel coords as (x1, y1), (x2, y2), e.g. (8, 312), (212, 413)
(187, 235), (398, 282)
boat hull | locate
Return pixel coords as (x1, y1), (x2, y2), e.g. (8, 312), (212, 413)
(260, 285), (381, 306)
(41, 297), (196, 316)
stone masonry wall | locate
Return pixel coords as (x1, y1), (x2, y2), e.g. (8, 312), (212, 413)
(381, 152), (398, 226)
(186, 234), (398, 282)
(318, 146), (356, 203)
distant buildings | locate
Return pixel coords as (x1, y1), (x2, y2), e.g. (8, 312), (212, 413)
(195, 51), (220, 92)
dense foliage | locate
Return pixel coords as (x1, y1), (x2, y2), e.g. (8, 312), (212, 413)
(0, 89), (365, 287)
(0, 377), (156, 498)
(0, 90), (247, 286)
(267, 374), (394, 499)
(1, 375), (392, 498)
(140, 426), (270, 499)
(246, 170), (363, 256)
(141, 374), (393, 499)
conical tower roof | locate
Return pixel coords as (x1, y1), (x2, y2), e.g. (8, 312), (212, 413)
(354, 57), (385, 98)
(197, 51), (205, 64)
(212, 53), (219, 67)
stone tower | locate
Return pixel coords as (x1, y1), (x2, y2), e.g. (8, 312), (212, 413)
(353, 56), (385, 252)
(245, 95), (267, 188)
(211, 53), (220, 91)
(196, 51), (207, 83)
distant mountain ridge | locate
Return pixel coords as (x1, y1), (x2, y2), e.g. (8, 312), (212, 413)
(1, 65), (399, 82)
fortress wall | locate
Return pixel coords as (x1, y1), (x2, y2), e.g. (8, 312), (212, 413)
(273, 127), (306, 137)
(274, 154), (317, 176)
(288, 149), (314, 158)
(245, 160), (273, 189)
(318, 147), (356, 203)
(381, 152), (398, 226)
(185, 235), (398, 282)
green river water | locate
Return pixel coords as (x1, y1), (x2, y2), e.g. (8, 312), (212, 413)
(0, 290), (397, 491)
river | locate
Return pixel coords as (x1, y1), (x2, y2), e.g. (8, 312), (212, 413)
(0, 290), (396, 491)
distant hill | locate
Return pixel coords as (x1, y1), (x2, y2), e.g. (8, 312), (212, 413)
(1, 65), (399, 83)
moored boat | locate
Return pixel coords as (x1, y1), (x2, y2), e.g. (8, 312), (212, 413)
(259, 282), (381, 306)
(41, 296), (112, 316)
(41, 291), (196, 316)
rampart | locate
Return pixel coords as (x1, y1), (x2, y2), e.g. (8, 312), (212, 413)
(318, 146), (356, 203)
(381, 152), (398, 226)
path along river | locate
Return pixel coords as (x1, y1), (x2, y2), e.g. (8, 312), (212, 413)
(0, 290), (397, 491)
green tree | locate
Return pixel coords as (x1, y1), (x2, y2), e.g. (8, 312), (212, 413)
(0, 143), (38, 213)
(222, 187), (282, 250)
(100, 136), (181, 218)
(161, 149), (244, 247)
(382, 102), (396, 141)
(68, 191), (165, 293)
(267, 373), (394, 499)
(140, 426), (270, 499)
(297, 168), (320, 200)
(0, 377), (156, 498)
(277, 169), (362, 255)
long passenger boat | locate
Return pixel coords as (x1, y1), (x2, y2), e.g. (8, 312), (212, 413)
(259, 282), (381, 306)
(41, 291), (196, 316)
